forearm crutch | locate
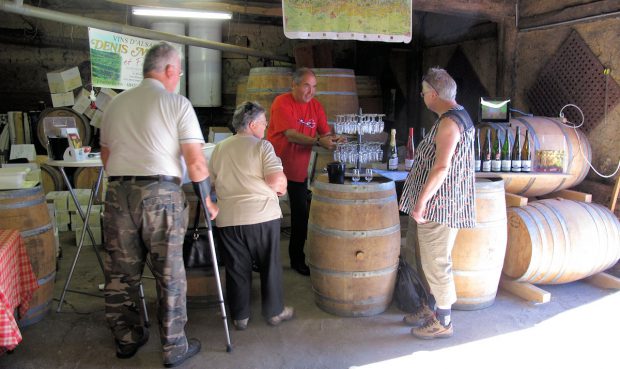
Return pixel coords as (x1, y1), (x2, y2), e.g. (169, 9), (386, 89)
(196, 185), (232, 353)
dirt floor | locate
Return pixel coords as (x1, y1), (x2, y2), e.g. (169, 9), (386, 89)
(1, 230), (619, 369)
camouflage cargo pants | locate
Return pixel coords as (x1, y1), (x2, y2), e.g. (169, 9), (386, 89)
(103, 179), (189, 361)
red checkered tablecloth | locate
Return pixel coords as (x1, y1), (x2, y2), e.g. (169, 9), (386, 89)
(0, 229), (38, 354)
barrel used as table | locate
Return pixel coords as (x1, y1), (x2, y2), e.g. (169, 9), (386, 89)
(307, 176), (400, 317)
(0, 186), (56, 326)
(452, 178), (507, 310)
(504, 198), (620, 284)
(479, 116), (591, 197)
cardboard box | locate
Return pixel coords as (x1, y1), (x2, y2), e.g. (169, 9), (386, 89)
(74, 226), (102, 246)
(72, 89), (91, 114)
(56, 209), (70, 228)
(51, 92), (75, 107)
(70, 205), (102, 228)
(46, 191), (69, 210)
(90, 109), (104, 129)
(96, 88), (117, 111)
(47, 66), (82, 93)
(67, 189), (92, 211)
(208, 127), (233, 143)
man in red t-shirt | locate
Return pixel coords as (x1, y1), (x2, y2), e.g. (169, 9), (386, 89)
(267, 68), (344, 276)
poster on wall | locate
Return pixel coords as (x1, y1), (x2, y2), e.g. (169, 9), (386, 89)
(88, 28), (183, 90)
(282, 0), (412, 43)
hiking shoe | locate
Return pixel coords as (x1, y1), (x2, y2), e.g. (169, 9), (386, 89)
(267, 306), (294, 326)
(115, 326), (149, 359)
(403, 305), (435, 327)
(233, 318), (249, 331)
(411, 316), (453, 340)
(163, 338), (201, 368)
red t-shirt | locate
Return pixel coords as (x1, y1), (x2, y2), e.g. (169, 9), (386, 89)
(267, 93), (330, 182)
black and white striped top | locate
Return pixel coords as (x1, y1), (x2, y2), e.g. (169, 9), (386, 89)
(399, 106), (476, 228)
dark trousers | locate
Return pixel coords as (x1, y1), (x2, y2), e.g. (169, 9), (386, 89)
(287, 180), (309, 267)
(218, 219), (284, 320)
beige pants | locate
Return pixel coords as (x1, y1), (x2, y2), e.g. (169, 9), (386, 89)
(411, 219), (459, 308)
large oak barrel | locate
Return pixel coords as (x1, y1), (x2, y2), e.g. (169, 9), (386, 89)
(452, 178), (507, 310)
(307, 176), (400, 316)
(356, 75), (383, 114)
(504, 198), (620, 284)
(40, 164), (65, 194)
(245, 67), (292, 120)
(235, 75), (248, 107)
(313, 68), (359, 122)
(479, 116), (591, 197)
(37, 107), (92, 149)
(0, 186), (56, 326)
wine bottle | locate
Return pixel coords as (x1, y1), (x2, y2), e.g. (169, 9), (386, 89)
(387, 128), (398, 171)
(491, 128), (501, 172)
(481, 129), (491, 172)
(511, 126), (522, 172)
(405, 127), (415, 171)
(501, 127), (511, 172)
(474, 128), (481, 172)
(521, 129), (532, 172)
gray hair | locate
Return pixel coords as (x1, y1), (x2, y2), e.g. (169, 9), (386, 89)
(232, 101), (266, 132)
(423, 67), (457, 101)
(292, 67), (316, 85)
(142, 42), (179, 76)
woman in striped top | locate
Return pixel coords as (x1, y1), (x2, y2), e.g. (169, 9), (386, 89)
(399, 68), (476, 340)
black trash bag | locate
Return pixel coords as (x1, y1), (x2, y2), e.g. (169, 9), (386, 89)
(393, 256), (429, 313)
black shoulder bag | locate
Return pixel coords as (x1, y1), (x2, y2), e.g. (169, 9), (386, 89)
(183, 204), (211, 269)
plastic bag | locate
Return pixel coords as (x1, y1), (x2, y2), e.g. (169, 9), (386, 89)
(393, 256), (429, 313)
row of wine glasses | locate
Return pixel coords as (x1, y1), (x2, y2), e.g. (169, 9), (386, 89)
(333, 142), (383, 165)
(333, 114), (385, 135)
(351, 168), (373, 183)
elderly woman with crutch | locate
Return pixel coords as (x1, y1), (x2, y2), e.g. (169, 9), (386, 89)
(208, 101), (294, 330)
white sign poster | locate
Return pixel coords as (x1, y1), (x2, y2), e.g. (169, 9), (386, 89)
(88, 28), (183, 91)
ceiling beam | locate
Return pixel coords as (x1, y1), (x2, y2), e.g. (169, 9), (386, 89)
(411, 0), (515, 21)
(106, 0), (283, 17)
(518, 0), (620, 31)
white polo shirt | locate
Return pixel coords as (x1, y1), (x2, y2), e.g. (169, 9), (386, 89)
(100, 78), (204, 178)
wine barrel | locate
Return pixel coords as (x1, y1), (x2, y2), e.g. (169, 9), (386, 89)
(40, 164), (66, 194)
(314, 68), (359, 123)
(37, 107), (92, 150)
(356, 75), (383, 114)
(73, 167), (105, 203)
(307, 176), (400, 316)
(245, 67), (292, 120)
(504, 198), (620, 284)
(479, 116), (591, 197)
(235, 75), (248, 107)
(0, 186), (56, 326)
(452, 178), (507, 310)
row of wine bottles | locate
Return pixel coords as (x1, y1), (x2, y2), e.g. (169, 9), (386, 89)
(387, 127), (417, 171)
(475, 126), (531, 172)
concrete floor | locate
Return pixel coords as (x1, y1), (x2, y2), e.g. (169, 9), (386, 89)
(2, 230), (619, 369)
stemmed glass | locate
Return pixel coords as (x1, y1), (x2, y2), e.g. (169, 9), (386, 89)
(351, 168), (360, 183)
(364, 168), (373, 183)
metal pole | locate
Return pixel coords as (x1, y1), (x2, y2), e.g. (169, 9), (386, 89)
(0, 0), (292, 62)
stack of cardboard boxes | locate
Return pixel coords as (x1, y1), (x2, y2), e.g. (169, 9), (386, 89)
(46, 189), (103, 246)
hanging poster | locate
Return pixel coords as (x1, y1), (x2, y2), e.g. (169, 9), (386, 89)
(88, 28), (183, 90)
(282, 0), (412, 43)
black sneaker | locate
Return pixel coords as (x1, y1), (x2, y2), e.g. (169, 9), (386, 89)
(292, 263), (310, 276)
(163, 338), (201, 368)
(116, 326), (149, 359)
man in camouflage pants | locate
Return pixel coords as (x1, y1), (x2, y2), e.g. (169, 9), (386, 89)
(100, 42), (218, 367)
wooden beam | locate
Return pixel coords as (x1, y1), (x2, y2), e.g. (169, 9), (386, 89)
(497, 16), (517, 97)
(424, 21), (496, 48)
(412, 0), (515, 21)
(539, 189), (592, 203)
(585, 272), (620, 290)
(499, 276), (551, 304)
(519, 0), (620, 31)
(106, 0), (283, 17)
(506, 193), (528, 207)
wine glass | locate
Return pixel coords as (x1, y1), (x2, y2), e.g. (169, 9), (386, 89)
(364, 168), (373, 183)
(351, 168), (360, 183)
